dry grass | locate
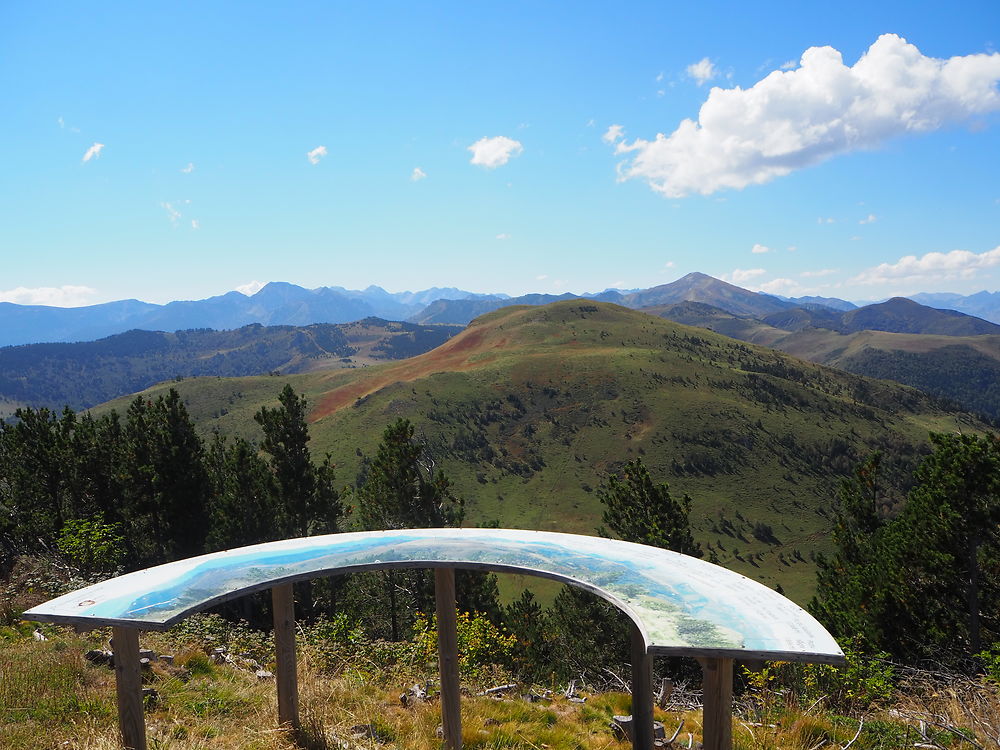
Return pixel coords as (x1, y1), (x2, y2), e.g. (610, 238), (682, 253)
(4, 627), (999, 749)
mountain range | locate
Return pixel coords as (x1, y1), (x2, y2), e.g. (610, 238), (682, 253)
(3, 273), (790, 345)
(8, 272), (1000, 419)
(5, 273), (1000, 347)
(0, 283), (500, 347)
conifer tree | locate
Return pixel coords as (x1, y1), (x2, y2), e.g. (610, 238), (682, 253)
(349, 418), (465, 640)
(597, 458), (702, 557)
(811, 435), (1000, 665)
(205, 434), (278, 551)
(549, 458), (703, 682)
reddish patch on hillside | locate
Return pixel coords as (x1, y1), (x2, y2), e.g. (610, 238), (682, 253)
(310, 326), (502, 421)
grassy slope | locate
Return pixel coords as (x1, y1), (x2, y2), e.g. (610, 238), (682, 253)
(100, 301), (985, 604)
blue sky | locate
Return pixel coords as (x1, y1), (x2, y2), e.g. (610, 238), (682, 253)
(2, 1), (999, 306)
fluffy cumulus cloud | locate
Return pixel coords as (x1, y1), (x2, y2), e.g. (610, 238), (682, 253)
(0, 285), (97, 307)
(859, 213), (877, 224)
(602, 124), (625, 144)
(686, 57), (716, 85)
(181, 162), (195, 174)
(81, 142), (104, 162)
(853, 246), (1000, 285)
(751, 243), (771, 254)
(468, 136), (523, 168)
(757, 278), (804, 294)
(307, 146), (328, 165)
(410, 167), (427, 181)
(613, 34), (1000, 198)
(722, 268), (766, 285)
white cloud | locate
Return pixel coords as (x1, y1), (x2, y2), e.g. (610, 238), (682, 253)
(757, 278), (803, 294)
(686, 57), (716, 85)
(602, 124), (625, 144)
(614, 34), (1000, 198)
(496, 233), (511, 240)
(818, 217), (836, 224)
(161, 202), (182, 225)
(235, 280), (266, 296)
(751, 243), (771, 254)
(722, 268), (766, 285)
(536, 274), (548, 281)
(82, 142), (104, 162)
(800, 268), (838, 278)
(181, 162), (195, 174)
(664, 261), (675, 268)
(787, 245), (798, 252)
(468, 136), (523, 168)
(57, 116), (65, 128)
(859, 213), (877, 224)
(853, 245), (1000, 285)
(0, 285), (97, 307)
(307, 145), (328, 165)
(779, 60), (797, 70)
(410, 167), (427, 181)
(191, 219), (200, 230)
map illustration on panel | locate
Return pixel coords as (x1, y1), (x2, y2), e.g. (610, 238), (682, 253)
(24, 528), (843, 663)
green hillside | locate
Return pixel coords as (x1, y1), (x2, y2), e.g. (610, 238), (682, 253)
(650, 304), (1000, 419)
(102, 301), (986, 603)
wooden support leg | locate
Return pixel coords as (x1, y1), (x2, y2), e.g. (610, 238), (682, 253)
(700, 658), (734, 750)
(112, 626), (147, 750)
(630, 622), (654, 750)
(435, 568), (462, 750)
(272, 583), (300, 733)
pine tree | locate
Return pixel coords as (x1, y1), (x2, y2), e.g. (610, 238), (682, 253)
(205, 434), (279, 551)
(548, 458), (704, 682)
(255, 384), (341, 538)
(349, 418), (465, 640)
(354, 418), (462, 531)
(118, 390), (211, 563)
(811, 435), (1000, 665)
(598, 458), (701, 557)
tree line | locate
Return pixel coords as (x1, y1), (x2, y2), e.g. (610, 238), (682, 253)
(4, 383), (1000, 678)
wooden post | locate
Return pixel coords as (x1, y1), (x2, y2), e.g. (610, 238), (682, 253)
(630, 622), (654, 750)
(272, 583), (299, 732)
(700, 658), (734, 750)
(111, 626), (147, 750)
(435, 568), (462, 750)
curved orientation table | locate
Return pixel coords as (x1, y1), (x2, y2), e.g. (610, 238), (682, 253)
(24, 528), (844, 750)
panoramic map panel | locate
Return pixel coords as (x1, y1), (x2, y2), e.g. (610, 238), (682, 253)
(24, 528), (843, 661)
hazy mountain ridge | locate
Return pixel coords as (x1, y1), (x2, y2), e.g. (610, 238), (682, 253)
(0, 319), (462, 419)
(0, 283), (489, 347)
(6, 273), (1000, 346)
(910, 289), (1000, 324)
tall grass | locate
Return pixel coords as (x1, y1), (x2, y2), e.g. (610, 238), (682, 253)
(4, 625), (999, 749)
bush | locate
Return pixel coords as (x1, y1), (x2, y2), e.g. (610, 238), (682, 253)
(742, 638), (896, 715)
(55, 516), (124, 575)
